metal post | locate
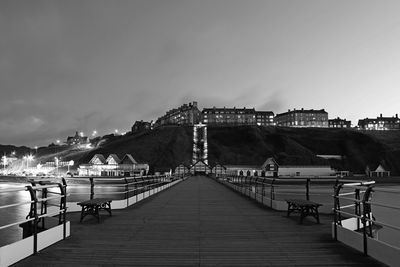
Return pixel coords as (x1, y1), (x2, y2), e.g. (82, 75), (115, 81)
(271, 178), (275, 207)
(355, 188), (361, 231)
(124, 177), (129, 207)
(333, 183), (343, 241)
(89, 177), (94, 199)
(27, 186), (38, 254)
(58, 178), (67, 239)
(362, 185), (374, 256)
(306, 178), (310, 201)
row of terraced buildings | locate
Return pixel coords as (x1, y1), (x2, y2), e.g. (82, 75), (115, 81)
(131, 101), (400, 131)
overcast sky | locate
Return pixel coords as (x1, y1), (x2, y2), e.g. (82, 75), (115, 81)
(1, 0), (400, 147)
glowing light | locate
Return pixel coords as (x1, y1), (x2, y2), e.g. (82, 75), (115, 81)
(92, 130), (97, 136)
(80, 131), (84, 137)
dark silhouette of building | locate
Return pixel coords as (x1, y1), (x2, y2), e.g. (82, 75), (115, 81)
(275, 108), (328, 128)
(358, 114), (400, 130)
(66, 131), (89, 146)
(131, 120), (152, 132)
(154, 102), (201, 127)
(202, 107), (257, 126)
(329, 117), (351, 128)
(255, 111), (275, 126)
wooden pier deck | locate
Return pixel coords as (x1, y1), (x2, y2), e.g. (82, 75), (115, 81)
(14, 176), (384, 266)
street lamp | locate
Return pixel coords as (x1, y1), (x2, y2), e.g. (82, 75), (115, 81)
(34, 146), (38, 154)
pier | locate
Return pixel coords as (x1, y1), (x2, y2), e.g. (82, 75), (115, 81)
(14, 176), (383, 266)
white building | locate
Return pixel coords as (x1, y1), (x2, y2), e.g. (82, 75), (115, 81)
(78, 153), (149, 177)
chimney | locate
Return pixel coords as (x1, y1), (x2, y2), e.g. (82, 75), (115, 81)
(380, 113), (383, 118)
(396, 114), (398, 118)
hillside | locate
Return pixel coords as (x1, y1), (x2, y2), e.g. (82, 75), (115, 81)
(70, 126), (400, 175)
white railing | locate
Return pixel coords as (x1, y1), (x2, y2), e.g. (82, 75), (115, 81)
(333, 181), (400, 266)
(0, 179), (68, 266)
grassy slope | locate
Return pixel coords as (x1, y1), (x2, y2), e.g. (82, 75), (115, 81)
(27, 126), (400, 175)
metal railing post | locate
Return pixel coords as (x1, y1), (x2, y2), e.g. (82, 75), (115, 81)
(306, 178), (310, 201)
(271, 178), (275, 207)
(124, 177), (129, 207)
(89, 177), (94, 199)
(26, 186), (38, 254)
(355, 188), (361, 231)
(333, 183), (343, 241)
(362, 185), (374, 256)
(58, 178), (67, 239)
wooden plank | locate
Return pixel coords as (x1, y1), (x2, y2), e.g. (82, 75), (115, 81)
(14, 176), (384, 266)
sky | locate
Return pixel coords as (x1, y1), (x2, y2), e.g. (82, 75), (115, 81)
(1, 0), (400, 147)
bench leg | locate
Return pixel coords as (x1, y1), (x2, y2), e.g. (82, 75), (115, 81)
(315, 207), (320, 224)
(80, 207), (85, 223)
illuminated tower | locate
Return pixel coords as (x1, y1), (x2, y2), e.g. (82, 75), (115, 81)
(193, 123), (208, 164)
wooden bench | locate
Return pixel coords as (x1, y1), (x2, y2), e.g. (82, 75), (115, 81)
(77, 198), (112, 223)
(285, 199), (322, 224)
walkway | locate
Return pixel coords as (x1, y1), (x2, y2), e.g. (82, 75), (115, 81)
(15, 176), (384, 266)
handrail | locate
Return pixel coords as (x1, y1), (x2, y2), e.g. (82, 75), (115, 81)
(0, 178), (68, 255)
(219, 174), (365, 204)
(333, 180), (400, 257)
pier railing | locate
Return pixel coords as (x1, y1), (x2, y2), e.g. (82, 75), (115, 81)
(28, 174), (183, 211)
(333, 181), (400, 266)
(0, 179), (69, 266)
(215, 174), (365, 212)
(0, 174), (185, 266)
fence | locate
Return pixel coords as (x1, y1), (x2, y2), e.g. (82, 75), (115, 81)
(215, 174), (365, 212)
(333, 181), (400, 266)
(0, 178), (68, 267)
(0, 174), (185, 266)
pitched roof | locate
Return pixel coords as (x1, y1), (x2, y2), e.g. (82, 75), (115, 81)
(121, 154), (137, 164)
(190, 159), (212, 169)
(89, 154), (106, 164)
(106, 154), (121, 164)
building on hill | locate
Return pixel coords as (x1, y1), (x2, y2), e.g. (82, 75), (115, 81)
(66, 131), (89, 146)
(358, 114), (400, 130)
(201, 107), (257, 126)
(131, 120), (152, 132)
(78, 153), (149, 176)
(154, 101), (201, 127)
(256, 111), (275, 126)
(275, 108), (328, 128)
(329, 117), (351, 128)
